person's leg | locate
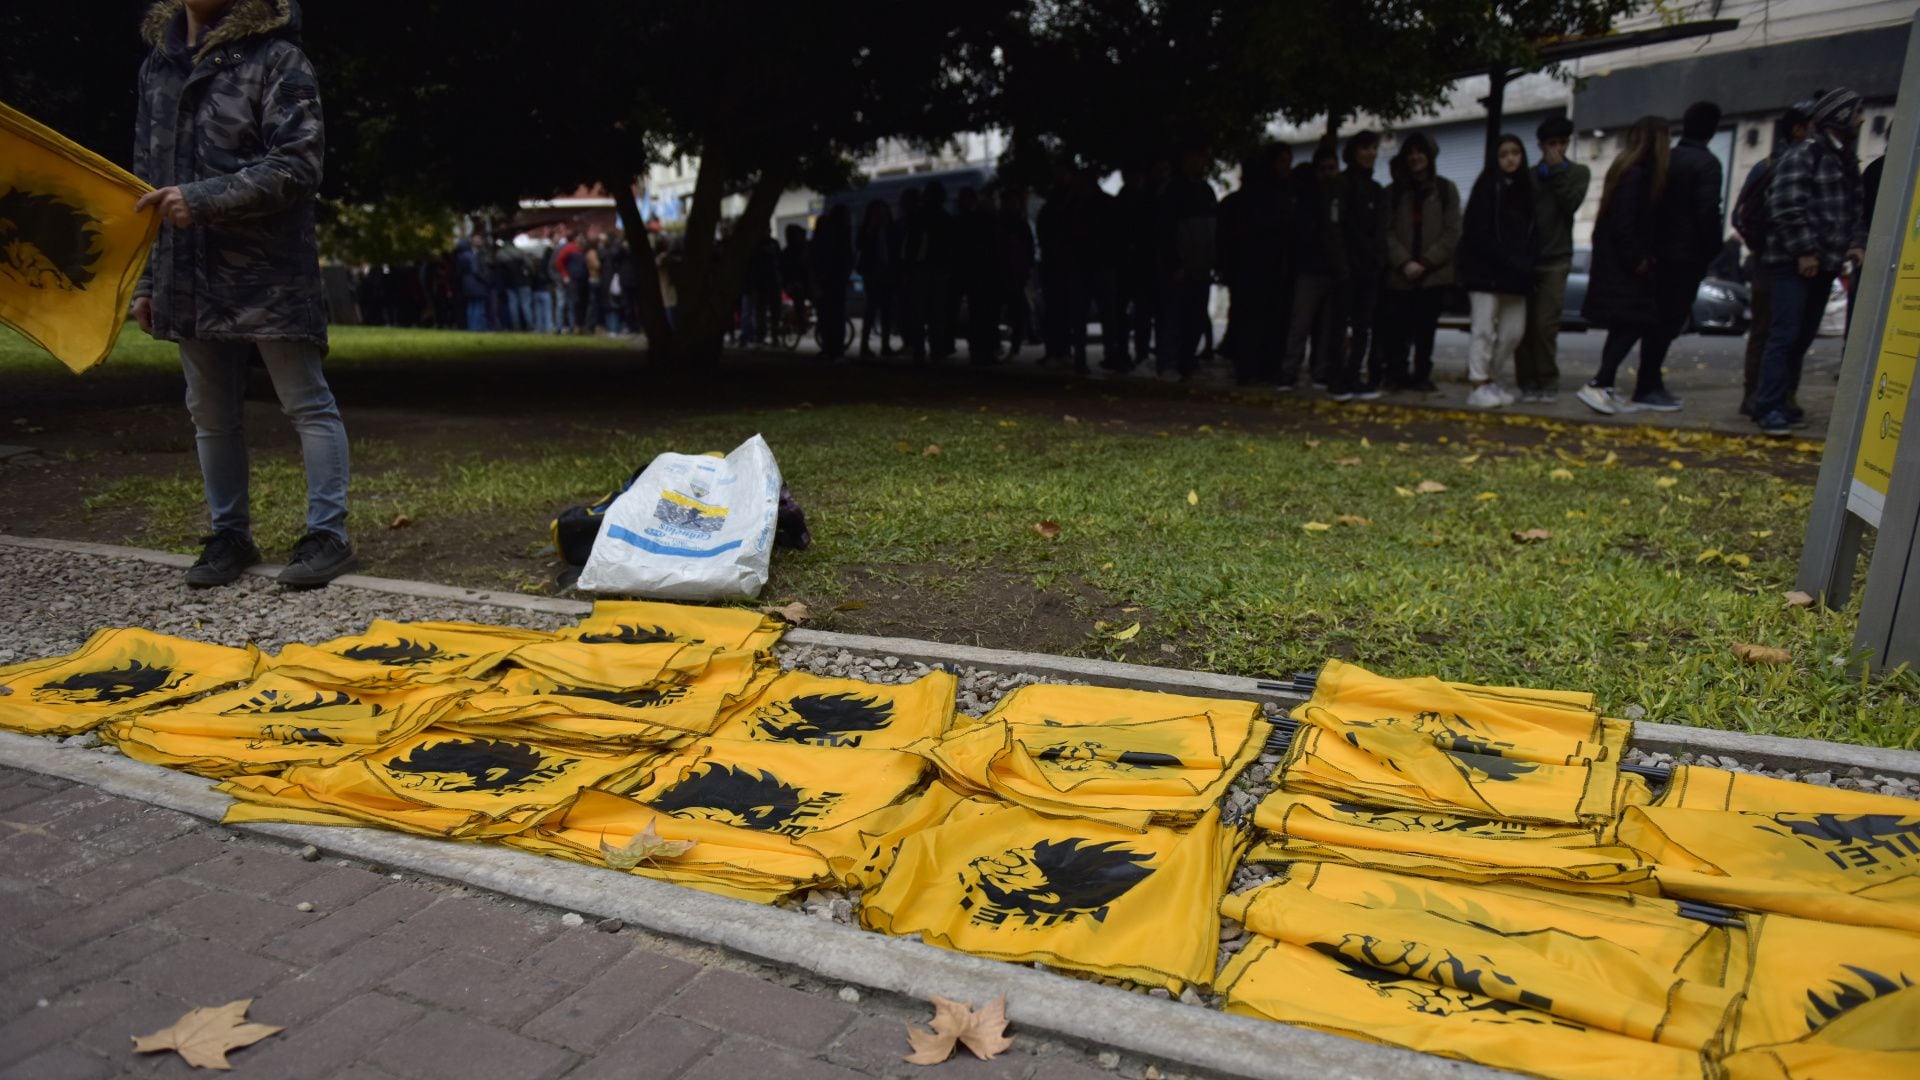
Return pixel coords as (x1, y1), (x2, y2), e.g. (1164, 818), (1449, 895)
(1280, 276), (1323, 387)
(1742, 270), (1772, 413)
(1319, 281), (1351, 394)
(1590, 328), (1641, 388)
(1409, 288), (1444, 385)
(1348, 274), (1381, 390)
(1517, 262), (1569, 395)
(1466, 291), (1496, 385)
(1633, 263), (1703, 400)
(1753, 268), (1820, 425)
(1492, 294), (1527, 384)
(1374, 288), (1411, 388)
(256, 341), (351, 545)
(179, 340), (256, 537)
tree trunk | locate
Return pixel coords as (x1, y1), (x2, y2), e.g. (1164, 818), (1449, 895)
(609, 178), (674, 363)
(665, 152), (793, 368)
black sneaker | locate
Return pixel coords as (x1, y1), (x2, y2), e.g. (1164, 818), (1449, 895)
(278, 532), (358, 588)
(1410, 378), (1439, 393)
(1755, 410), (1794, 437)
(186, 530), (261, 588)
(1632, 389), (1684, 412)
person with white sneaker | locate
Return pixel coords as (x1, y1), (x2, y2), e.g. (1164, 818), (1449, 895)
(1458, 135), (1537, 409)
(1576, 116), (1670, 417)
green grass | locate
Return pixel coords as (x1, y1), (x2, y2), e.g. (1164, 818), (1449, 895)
(73, 398), (1920, 749)
(0, 322), (628, 376)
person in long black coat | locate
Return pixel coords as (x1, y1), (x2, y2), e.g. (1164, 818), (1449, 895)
(1457, 134), (1538, 408)
(1577, 116), (1669, 416)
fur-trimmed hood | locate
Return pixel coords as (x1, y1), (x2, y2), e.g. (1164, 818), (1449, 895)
(141, 0), (301, 62)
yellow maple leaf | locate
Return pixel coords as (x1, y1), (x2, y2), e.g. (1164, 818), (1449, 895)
(1186, 490), (1199, 506)
(904, 995), (1014, 1065)
(1302, 521), (1332, 532)
(600, 819), (696, 870)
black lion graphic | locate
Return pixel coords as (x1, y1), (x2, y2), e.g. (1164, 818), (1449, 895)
(0, 188), (101, 291)
(382, 738), (574, 793)
(960, 838), (1156, 927)
(1310, 943), (1572, 1025)
(577, 623), (684, 645)
(221, 689), (370, 715)
(35, 660), (185, 704)
(1804, 964), (1916, 1030)
(647, 763), (837, 834)
(247, 724), (345, 748)
(753, 693), (894, 746)
(543, 683), (691, 709)
(1034, 741), (1183, 773)
(338, 638), (468, 667)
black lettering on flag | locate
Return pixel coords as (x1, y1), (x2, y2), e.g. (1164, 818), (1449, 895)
(576, 624), (684, 645)
(221, 689), (371, 715)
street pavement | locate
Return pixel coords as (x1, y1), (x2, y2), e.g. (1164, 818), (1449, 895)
(0, 766), (1159, 1080)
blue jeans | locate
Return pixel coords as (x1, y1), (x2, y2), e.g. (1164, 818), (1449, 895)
(1752, 267), (1834, 420)
(509, 286), (534, 331)
(180, 340), (351, 543)
(465, 298), (489, 331)
(530, 288), (554, 333)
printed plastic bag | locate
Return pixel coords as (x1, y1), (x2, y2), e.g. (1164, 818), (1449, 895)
(576, 434), (782, 600)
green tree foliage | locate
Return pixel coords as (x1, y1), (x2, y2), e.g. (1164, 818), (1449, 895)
(316, 197), (459, 267)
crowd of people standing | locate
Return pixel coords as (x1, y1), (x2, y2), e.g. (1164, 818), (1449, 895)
(351, 231), (654, 337)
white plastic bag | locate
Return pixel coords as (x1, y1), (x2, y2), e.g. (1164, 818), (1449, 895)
(576, 434), (782, 600)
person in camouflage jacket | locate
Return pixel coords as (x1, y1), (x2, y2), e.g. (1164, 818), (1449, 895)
(130, 0), (355, 587)
(1750, 87), (1869, 437)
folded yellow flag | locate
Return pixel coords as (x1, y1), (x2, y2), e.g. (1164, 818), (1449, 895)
(922, 709), (1267, 827)
(707, 668), (958, 748)
(1297, 659), (1614, 760)
(267, 620), (556, 688)
(1217, 936), (1709, 1080)
(444, 649), (775, 745)
(219, 730), (655, 839)
(0, 628), (259, 735)
(1721, 913), (1920, 1076)
(860, 802), (1241, 991)
(104, 673), (475, 777)
(1223, 865), (1738, 1050)
(0, 100), (160, 373)
(568, 599), (784, 653)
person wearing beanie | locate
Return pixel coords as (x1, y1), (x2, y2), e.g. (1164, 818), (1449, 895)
(1515, 115), (1590, 402)
(1752, 87), (1868, 437)
(1735, 98), (1815, 417)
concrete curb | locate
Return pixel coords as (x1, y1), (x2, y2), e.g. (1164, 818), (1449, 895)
(9, 531), (1920, 780)
(0, 731), (1476, 1080)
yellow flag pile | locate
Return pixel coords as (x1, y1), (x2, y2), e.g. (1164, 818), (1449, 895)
(0, 100), (160, 373)
(1224, 659), (1920, 1080)
(0, 628), (260, 735)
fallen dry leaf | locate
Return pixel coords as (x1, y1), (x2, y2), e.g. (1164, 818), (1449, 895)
(1033, 520), (1062, 539)
(1697, 549), (1723, 563)
(1669, 459), (1686, 470)
(1733, 643), (1792, 665)
(922, 444), (942, 456)
(1334, 515), (1370, 527)
(1108, 621), (1142, 641)
(1062, 415), (1080, 424)
(1602, 451), (1620, 467)
(1302, 521), (1332, 532)
(1186, 490), (1199, 506)
(1360, 436), (1372, 449)
(1334, 456), (1363, 467)
(904, 995), (1014, 1065)
(1549, 468), (1575, 481)
(1512, 528), (1553, 543)
(1394, 485), (1416, 497)
(1656, 476), (1679, 489)
(387, 513), (412, 530)
(133, 999), (282, 1070)
(1415, 480), (1448, 494)
(1304, 438), (1322, 448)
(759, 601), (811, 624)
(1784, 590), (1816, 609)
(1458, 453), (1481, 465)
(600, 819), (695, 870)
(833, 601), (867, 611)
(1476, 492), (1499, 502)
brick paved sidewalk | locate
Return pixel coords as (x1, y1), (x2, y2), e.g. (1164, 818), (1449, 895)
(0, 766), (1162, 1080)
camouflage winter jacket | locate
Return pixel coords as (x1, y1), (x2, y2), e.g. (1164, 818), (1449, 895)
(132, 0), (326, 347)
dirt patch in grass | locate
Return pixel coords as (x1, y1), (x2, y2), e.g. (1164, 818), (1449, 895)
(784, 562), (1122, 657)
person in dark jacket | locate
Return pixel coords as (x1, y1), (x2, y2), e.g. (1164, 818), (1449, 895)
(1157, 147), (1219, 380)
(1577, 115), (1671, 416)
(1377, 132), (1461, 394)
(856, 199), (896, 357)
(132, 0), (355, 588)
(1459, 135), (1539, 408)
(996, 187), (1037, 362)
(1339, 132), (1387, 399)
(1282, 140), (1347, 394)
(1632, 100), (1725, 412)
(1222, 143), (1293, 388)
(811, 204), (855, 360)
(1737, 100), (1815, 416)
(1752, 88), (1869, 437)
(1515, 116), (1590, 402)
